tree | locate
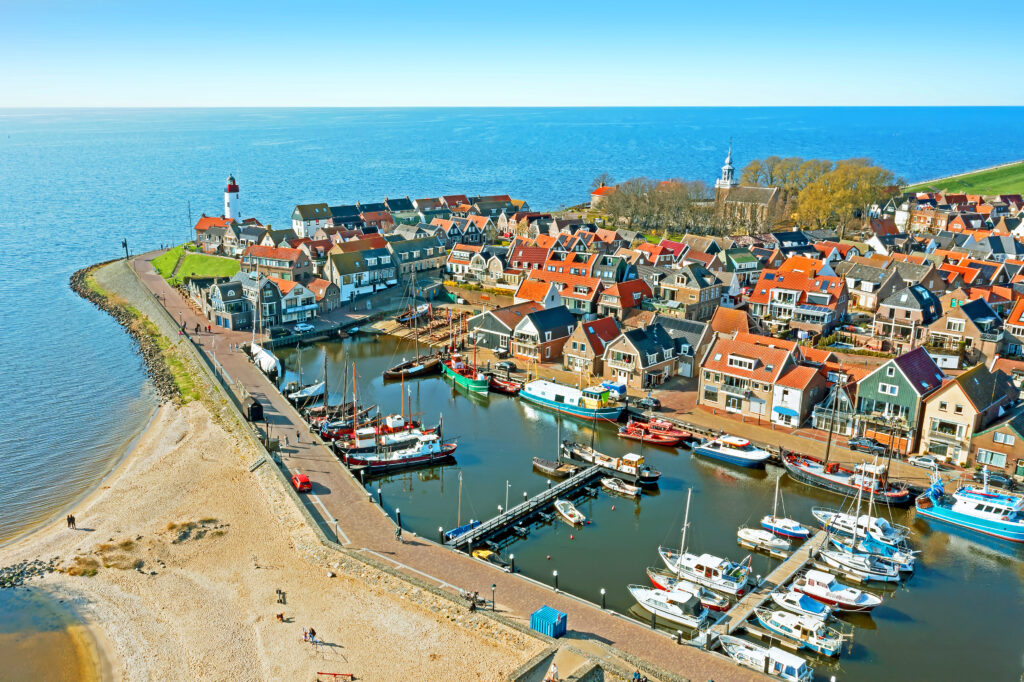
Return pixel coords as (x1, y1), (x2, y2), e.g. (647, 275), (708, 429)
(590, 172), (615, 191)
(792, 159), (895, 236)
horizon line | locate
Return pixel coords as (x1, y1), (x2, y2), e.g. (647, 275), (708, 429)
(3, 104), (1024, 110)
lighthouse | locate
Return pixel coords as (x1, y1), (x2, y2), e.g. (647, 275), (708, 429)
(224, 174), (240, 220)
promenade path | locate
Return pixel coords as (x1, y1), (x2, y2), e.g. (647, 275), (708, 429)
(130, 252), (761, 682)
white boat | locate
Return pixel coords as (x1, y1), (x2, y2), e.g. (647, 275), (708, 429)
(770, 588), (832, 620)
(753, 608), (844, 657)
(659, 489), (752, 596)
(812, 508), (911, 547)
(644, 567), (731, 612)
(554, 499), (585, 525)
(792, 570), (882, 612)
(738, 527), (791, 554)
(249, 343), (281, 376)
(828, 535), (916, 572)
(601, 477), (641, 498)
(287, 380), (325, 403)
(627, 585), (708, 628)
(692, 434), (772, 468)
(718, 635), (814, 681)
(820, 549), (900, 582)
(761, 477), (811, 539)
(915, 470), (1024, 543)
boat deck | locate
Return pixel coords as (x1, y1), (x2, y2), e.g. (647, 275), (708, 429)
(712, 530), (828, 636)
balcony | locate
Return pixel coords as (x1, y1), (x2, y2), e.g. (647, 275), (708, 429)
(928, 428), (966, 444)
(720, 383), (749, 398)
(607, 357), (636, 371)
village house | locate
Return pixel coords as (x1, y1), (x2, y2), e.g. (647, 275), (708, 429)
(291, 203), (331, 238)
(195, 222), (228, 254)
(853, 347), (946, 455)
(601, 324), (677, 390)
(387, 236), (446, 279)
(384, 196), (418, 224)
(811, 365), (869, 437)
(655, 264), (723, 322)
(266, 277), (319, 325)
(359, 210), (395, 233)
(653, 316), (713, 379)
(590, 184), (615, 209)
(240, 244), (313, 283)
(514, 279), (562, 309)
(873, 285), (943, 350)
(1004, 299), (1024, 358)
(919, 364), (1018, 465)
(305, 277), (340, 314)
(445, 244), (485, 281)
(562, 316), (621, 377)
(323, 247), (397, 302)
(833, 262), (903, 312)
(597, 280), (653, 321)
(888, 260), (949, 294)
(926, 298), (1005, 368)
(697, 333), (797, 420)
(525, 270), (604, 317)
(467, 301), (544, 355)
(234, 271), (283, 331)
(222, 222), (267, 256)
(327, 204), (365, 230)
(717, 247), (763, 287)
(590, 254), (633, 284)
(510, 306), (576, 363)
(204, 279), (251, 330)
(260, 228), (298, 248)
(747, 267), (848, 337)
(970, 407), (1024, 478)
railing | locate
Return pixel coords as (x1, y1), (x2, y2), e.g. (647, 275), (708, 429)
(606, 358), (635, 371)
(980, 331), (1004, 342)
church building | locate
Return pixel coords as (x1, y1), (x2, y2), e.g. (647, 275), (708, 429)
(713, 144), (782, 229)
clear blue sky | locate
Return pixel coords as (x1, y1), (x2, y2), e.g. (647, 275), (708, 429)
(3, 0), (1023, 107)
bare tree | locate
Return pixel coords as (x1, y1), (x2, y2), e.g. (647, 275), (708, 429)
(590, 172), (615, 191)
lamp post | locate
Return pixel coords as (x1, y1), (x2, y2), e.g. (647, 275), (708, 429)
(553, 570), (559, 592)
(396, 508), (401, 530)
(509, 553), (515, 573)
(491, 584), (496, 611)
(600, 588), (606, 609)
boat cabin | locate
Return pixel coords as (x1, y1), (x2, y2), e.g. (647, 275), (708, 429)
(580, 386), (613, 408)
(384, 414), (406, 430)
(767, 648), (811, 682)
(954, 488), (1024, 520)
(620, 452), (646, 475)
(803, 570), (840, 591)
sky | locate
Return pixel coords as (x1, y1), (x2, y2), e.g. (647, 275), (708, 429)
(3, 0), (1024, 107)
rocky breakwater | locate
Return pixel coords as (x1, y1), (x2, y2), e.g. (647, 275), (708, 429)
(70, 263), (179, 402)
(0, 558), (59, 589)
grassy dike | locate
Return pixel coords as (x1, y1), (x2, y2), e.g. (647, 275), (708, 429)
(70, 261), (196, 403)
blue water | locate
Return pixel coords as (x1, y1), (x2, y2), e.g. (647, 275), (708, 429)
(4, 106), (1024, 541)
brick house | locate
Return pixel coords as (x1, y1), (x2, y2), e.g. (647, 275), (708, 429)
(656, 264), (722, 321)
(771, 365), (828, 428)
(601, 324), (677, 390)
(510, 306), (576, 363)
(926, 298), (1005, 368)
(562, 316), (621, 376)
(970, 407), (1024, 478)
(873, 285), (943, 350)
(748, 268), (848, 336)
(697, 334), (797, 420)
(597, 280), (653, 321)
(240, 244), (314, 283)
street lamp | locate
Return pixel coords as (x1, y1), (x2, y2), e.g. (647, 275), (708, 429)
(509, 554), (515, 573)
(553, 570), (559, 591)
(491, 584), (496, 611)
(600, 588), (606, 609)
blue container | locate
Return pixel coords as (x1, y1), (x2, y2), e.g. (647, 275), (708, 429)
(530, 606), (567, 638)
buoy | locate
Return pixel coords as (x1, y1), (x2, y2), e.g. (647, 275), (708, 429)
(570, 534), (574, 540)
(546, 555), (551, 560)
(611, 505), (615, 511)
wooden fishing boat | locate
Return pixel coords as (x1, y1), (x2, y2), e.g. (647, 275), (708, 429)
(554, 499), (585, 525)
(601, 477), (641, 498)
(383, 354), (441, 380)
(441, 353), (490, 393)
(532, 457), (578, 479)
(395, 303), (431, 326)
(561, 441), (661, 486)
(343, 432), (457, 471)
(644, 567), (730, 612)
(718, 635), (814, 681)
(488, 377), (521, 395)
(782, 455), (912, 506)
(616, 421), (681, 447)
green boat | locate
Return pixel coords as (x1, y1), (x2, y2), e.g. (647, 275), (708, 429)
(441, 353), (490, 393)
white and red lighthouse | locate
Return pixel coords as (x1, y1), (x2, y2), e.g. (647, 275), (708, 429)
(224, 174), (240, 220)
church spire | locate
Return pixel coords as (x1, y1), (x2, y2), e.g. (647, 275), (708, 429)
(715, 140), (738, 190)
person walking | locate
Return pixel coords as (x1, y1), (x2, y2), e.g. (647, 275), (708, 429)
(69, 514), (76, 529)
(66, 514), (72, 528)
(394, 526), (402, 542)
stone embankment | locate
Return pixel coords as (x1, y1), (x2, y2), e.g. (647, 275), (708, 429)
(69, 262), (179, 402)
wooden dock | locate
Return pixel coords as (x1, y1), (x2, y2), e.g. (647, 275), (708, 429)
(712, 530), (828, 636)
(446, 465), (603, 549)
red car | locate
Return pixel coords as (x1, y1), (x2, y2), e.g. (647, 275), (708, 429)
(291, 473), (312, 493)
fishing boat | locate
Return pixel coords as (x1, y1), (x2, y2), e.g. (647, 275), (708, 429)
(443, 520), (480, 542)
(287, 381), (325, 404)
(554, 499), (585, 525)
(617, 420), (681, 447)
(753, 608), (844, 657)
(601, 477), (641, 498)
(335, 426), (431, 457)
(395, 302), (431, 326)
(914, 470), (1024, 543)
(770, 588), (833, 620)
(782, 455), (912, 506)
(519, 381), (624, 421)
(718, 635), (814, 682)
(488, 376), (521, 395)
(737, 527), (791, 554)
(761, 477), (811, 540)
(692, 435), (772, 468)
(343, 432), (457, 471)
(561, 441), (661, 486)
(316, 405), (379, 440)
(659, 489), (752, 596)
(627, 585), (708, 628)
(383, 354), (441, 380)
(792, 570), (882, 612)
(819, 549), (900, 582)
(531, 457), (578, 479)
(811, 508), (910, 548)
(644, 568), (730, 612)
(441, 353), (490, 393)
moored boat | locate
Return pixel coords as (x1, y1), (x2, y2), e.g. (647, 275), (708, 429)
(761, 476), (811, 539)
(692, 435), (772, 468)
(914, 472), (1024, 543)
(792, 570), (882, 612)
(287, 381), (325, 404)
(718, 635), (814, 681)
(783, 456), (912, 506)
(753, 608), (844, 657)
(383, 354), (441, 380)
(640, 417), (692, 440)
(601, 477), (641, 498)
(770, 588), (833, 620)
(645, 567), (730, 612)
(828, 535), (916, 572)
(561, 441), (661, 486)
(440, 353), (490, 393)
(532, 457), (578, 479)
(737, 527), (791, 554)
(819, 549), (900, 582)
(811, 508), (910, 547)
(472, 548), (511, 572)
(627, 585), (708, 628)
(617, 421), (681, 447)
(344, 432), (457, 471)
(443, 520), (481, 542)
(519, 380), (624, 421)
(554, 499), (585, 525)
(488, 377), (521, 395)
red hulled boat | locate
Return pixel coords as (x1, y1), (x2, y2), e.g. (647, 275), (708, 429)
(617, 420), (682, 447)
(489, 377), (521, 395)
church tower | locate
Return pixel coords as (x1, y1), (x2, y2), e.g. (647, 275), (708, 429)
(715, 142), (738, 192)
(224, 174), (240, 220)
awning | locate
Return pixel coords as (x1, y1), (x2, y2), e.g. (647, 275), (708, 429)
(773, 406), (799, 417)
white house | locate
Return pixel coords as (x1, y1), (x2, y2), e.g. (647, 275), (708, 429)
(514, 279), (562, 309)
(291, 203), (331, 238)
(267, 277), (319, 324)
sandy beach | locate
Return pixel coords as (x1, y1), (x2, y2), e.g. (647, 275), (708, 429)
(0, 395), (543, 680)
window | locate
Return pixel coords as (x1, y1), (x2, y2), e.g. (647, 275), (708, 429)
(994, 432), (1016, 446)
(946, 319), (965, 332)
(727, 355), (755, 371)
(977, 449), (1007, 468)
(544, 331), (552, 342)
(879, 383), (899, 396)
(886, 366), (895, 377)
(939, 401), (948, 411)
(954, 404), (963, 415)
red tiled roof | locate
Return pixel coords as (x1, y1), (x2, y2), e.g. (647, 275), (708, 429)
(812, 241), (857, 258)
(305, 277), (333, 300)
(594, 228), (619, 243)
(536, 234), (558, 249)
(442, 195), (469, 206)
(1007, 299), (1024, 327)
(747, 269), (845, 307)
(490, 301), (544, 328)
(515, 279), (555, 303)
(591, 185), (615, 197)
(703, 336), (792, 383)
(527, 270), (603, 301)
(337, 235), (388, 252)
(939, 263), (981, 284)
(266, 275), (300, 295)
(600, 279), (652, 309)
(683, 250), (717, 267)
(194, 215), (231, 232)
(777, 255), (827, 275)
(709, 308), (751, 336)
(776, 365), (819, 390)
(578, 316), (621, 355)
(242, 244), (303, 263)
(509, 245), (550, 267)
(658, 239), (688, 258)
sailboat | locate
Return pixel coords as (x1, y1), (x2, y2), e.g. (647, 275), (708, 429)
(828, 465), (916, 572)
(385, 285), (440, 380)
(443, 471), (480, 541)
(658, 489), (752, 596)
(761, 477), (811, 539)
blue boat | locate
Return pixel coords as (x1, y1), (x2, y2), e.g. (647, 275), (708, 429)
(915, 474), (1024, 543)
(519, 380), (624, 421)
(443, 519), (481, 542)
(692, 435), (772, 469)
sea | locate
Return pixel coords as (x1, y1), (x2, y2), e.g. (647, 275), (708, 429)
(1, 107), (1023, 678)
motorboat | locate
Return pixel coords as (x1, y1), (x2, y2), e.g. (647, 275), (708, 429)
(783, 456), (912, 506)
(488, 377), (521, 395)
(627, 585), (708, 628)
(792, 570), (882, 612)
(753, 608), (844, 657)
(554, 499), (585, 525)
(812, 508), (910, 547)
(820, 549), (900, 583)
(692, 435), (772, 468)
(601, 477), (641, 498)
(770, 588), (833, 620)
(617, 420), (682, 447)
(737, 527), (791, 554)
(561, 441), (661, 486)
(441, 353), (489, 393)
(531, 457), (578, 479)
(718, 635), (814, 681)
(828, 535), (916, 572)
(472, 548), (511, 572)
(443, 520), (480, 542)
(761, 476), (811, 539)
(645, 567), (730, 612)
(638, 417), (692, 440)
(915, 470), (1024, 543)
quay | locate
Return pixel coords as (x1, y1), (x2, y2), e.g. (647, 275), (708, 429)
(446, 466), (603, 549)
(711, 530), (829, 637)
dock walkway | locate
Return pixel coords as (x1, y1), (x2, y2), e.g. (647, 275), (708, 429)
(712, 530), (828, 636)
(447, 466), (602, 549)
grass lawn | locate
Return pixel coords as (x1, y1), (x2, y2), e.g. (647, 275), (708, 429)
(169, 254), (239, 286)
(152, 245), (184, 278)
(906, 160), (1024, 195)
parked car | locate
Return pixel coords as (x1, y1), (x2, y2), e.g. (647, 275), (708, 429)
(495, 360), (517, 372)
(636, 396), (661, 411)
(908, 455), (939, 471)
(291, 473), (312, 493)
(294, 322), (315, 333)
(268, 326), (290, 339)
(847, 437), (886, 455)
(972, 470), (1017, 491)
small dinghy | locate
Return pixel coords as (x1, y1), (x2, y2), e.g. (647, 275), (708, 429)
(554, 499), (585, 525)
(645, 567), (730, 612)
(617, 421), (681, 447)
(489, 377), (521, 395)
(718, 635), (814, 681)
(532, 457), (578, 479)
(771, 588), (833, 620)
(601, 477), (641, 498)
(738, 527), (791, 555)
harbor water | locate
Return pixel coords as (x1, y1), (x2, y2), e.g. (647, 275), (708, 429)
(279, 335), (1024, 681)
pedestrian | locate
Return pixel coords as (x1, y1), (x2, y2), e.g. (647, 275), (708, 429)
(395, 526), (402, 542)
(302, 628), (309, 642)
(283, 435), (289, 447)
(66, 514), (72, 528)
(69, 514), (76, 529)
(308, 627), (316, 641)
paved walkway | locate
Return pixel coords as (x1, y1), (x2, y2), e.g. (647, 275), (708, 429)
(129, 253), (760, 682)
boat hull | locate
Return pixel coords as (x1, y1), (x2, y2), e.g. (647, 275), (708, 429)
(520, 390), (623, 421)
(915, 496), (1024, 543)
(692, 445), (768, 469)
(440, 361), (490, 393)
(792, 587), (879, 613)
(782, 455), (912, 507)
(618, 429), (681, 447)
(345, 444), (457, 471)
(760, 519), (811, 539)
(383, 356), (441, 380)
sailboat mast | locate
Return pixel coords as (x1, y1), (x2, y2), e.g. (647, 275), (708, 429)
(457, 471), (463, 526)
(681, 488), (691, 552)
(324, 351), (329, 411)
(772, 476), (780, 519)
(822, 372), (844, 465)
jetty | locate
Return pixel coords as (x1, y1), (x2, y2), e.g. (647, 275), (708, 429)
(711, 530), (828, 636)
(446, 466), (602, 549)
